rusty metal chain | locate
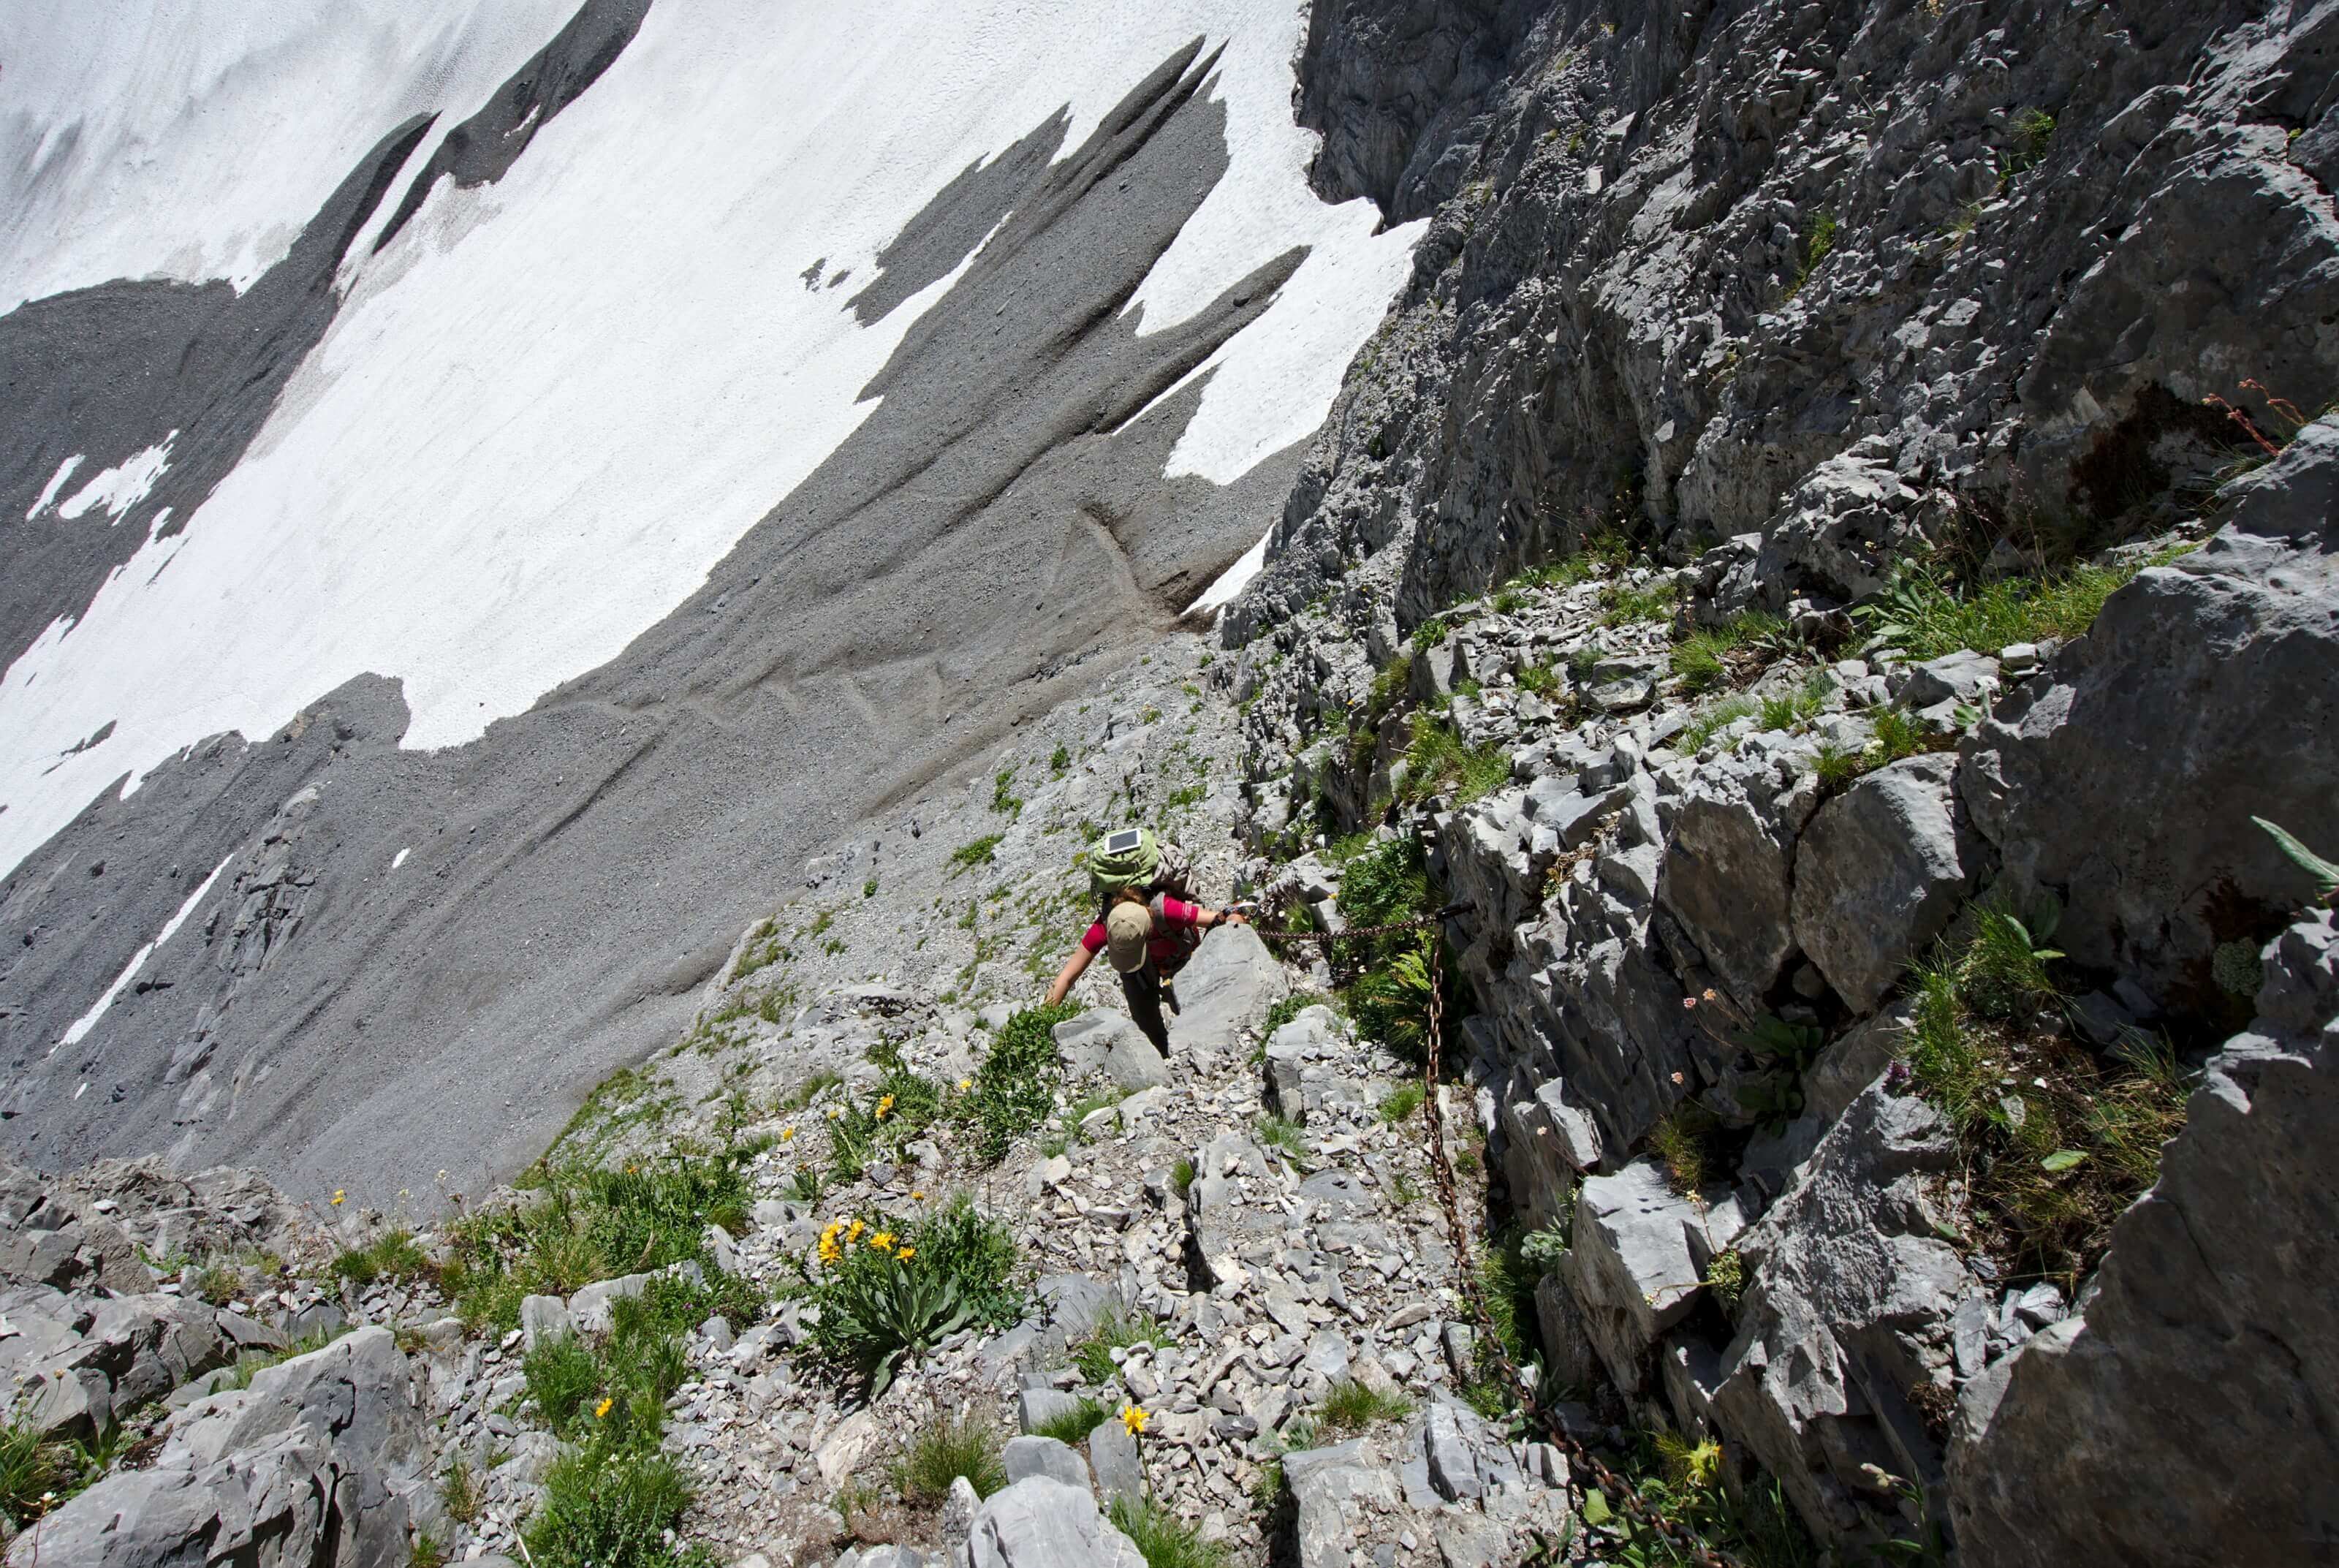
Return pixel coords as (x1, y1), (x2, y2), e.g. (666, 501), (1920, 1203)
(1262, 904), (1741, 1568)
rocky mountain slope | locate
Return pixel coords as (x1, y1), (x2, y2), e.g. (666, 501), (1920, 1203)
(2, 0), (2336, 1565)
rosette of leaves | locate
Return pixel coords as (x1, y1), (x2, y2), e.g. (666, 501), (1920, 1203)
(816, 1247), (971, 1398)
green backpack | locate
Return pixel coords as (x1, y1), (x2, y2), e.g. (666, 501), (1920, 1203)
(1088, 828), (1191, 901)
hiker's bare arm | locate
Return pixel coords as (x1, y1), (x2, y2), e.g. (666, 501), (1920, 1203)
(1045, 945), (1095, 1007)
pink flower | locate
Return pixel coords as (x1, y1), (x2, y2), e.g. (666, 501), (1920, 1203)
(1682, 996), (1698, 1010)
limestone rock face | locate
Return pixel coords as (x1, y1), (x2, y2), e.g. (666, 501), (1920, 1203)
(964, 1476), (1147, 1568)
(1658, 750), (1822, 1010)
(1961, 420), (2339, 1009)
(1165, 925), (1290, 1059)
(14, 1325), (428, 1568)
(1947, 912), (2339, 1567)
(1711, 1088), (1974, 1545)
(1563, 1159), (1713, 1394)
(1792, 754), (1982, 1013)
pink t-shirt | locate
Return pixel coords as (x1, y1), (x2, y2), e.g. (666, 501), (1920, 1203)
(1082, 895), (1202, 967)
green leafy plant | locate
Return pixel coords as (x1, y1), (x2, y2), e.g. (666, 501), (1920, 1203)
(1050, 744), (1071, 774)
(524, 1439), (710, 1568)
(1400, 713), (1511, 804)
(1857, 549), (2191, 662)
(1032, 1394), (1113, 1446)
(1377, 1081), (1425, 1124)
(2256, 817), (2339, 905)
(1957, 898), (2064, 1020)
(953, 1002), (1077, 1163)
(1705, 1249), (1747, 1313)
(949, 835), (1004, 875)
(1169, 1158), (1194, 1199)
(1259, 989), (1335, 1040)
(1346, 934), (1439, 1063)
(803, 1197), (1022, 1397)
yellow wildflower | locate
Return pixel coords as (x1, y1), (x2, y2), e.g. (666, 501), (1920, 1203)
(847, 1219), (865, 1241)
(957, 1078), (972, 1092)
(827, 1107), (842, 1120)
(910, 1189), (925, 1201)
(594, 1397), (614, 1420)
(1121, 1405), (1149, 1436)
(895, 1246), (916, 1261)
(875, 1094), (896, 1121)
(870, 1231), (895, 1252)
(781, 1127), (796, 1142)
(330, 1190), (345, 1207)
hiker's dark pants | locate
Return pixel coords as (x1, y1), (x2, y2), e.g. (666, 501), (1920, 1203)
(1121, 965), (1177, 1056)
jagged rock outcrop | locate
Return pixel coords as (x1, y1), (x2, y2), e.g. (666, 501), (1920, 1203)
(1963, 417), (2339, 1013)
(1946, 909), (2339, 1567)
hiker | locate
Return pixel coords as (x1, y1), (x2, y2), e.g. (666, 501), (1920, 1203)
(1043, 828), (1246, 1056)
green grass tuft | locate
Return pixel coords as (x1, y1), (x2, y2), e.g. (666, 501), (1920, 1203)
(893, 1412), (1007, 1502)
(1316, 1379), (1414, 1436)
(1107, 1494), (1231, 1568)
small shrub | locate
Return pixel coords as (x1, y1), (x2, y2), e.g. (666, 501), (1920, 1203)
(1071, 1308), (1170, 1385)
(949, 836), (1004, 876)
(1599, 578), (1678, 626)
(1517, 1217), (1571, 1271)
(1032, 1394), (1113, 1446)
(331, 1229), (428, 1288)
(1107, 1494), (1230, 1568)
(955, 1003), (1077, 1163)
(523, 1333), (603, 1433)
(1706, 1249), (1747, 1313)
(441, 1454), (482, 1525)
(893, 1412), (1007, 1502)
(1649, 1105), (1723, 1195)
(992, 768), (1024, 818)
(1679, 695), (1759, 754)
(1316, 1379), (1414, 1436)
(523, 1441), (705, 1568)
(1050, 744), (1071, 774)
(1256, 1115), (1310, 1165)
(1377, 1081), (1425, 1124)
(1400, 713), (1511, 804)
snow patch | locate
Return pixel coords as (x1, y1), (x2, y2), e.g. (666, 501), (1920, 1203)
(1186, 526), (1271, 618)
(55, 852), (235, 1052)
(56, 435), (176, 522)
(27, 455), (84, 519)
(391, 846), (410, 869)
(0, 2), (1422, 879)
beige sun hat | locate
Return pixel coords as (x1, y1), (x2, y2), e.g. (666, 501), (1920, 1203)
(1104, 900), (1154, 972)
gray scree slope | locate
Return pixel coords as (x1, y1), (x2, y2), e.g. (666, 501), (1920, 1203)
(0, 35), (1319, 1205)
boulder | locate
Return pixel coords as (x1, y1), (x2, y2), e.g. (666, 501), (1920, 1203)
(1051, 1013), (1167, 1091)
(1947, 912), (2339, 1567)
(519, 1293), (571, 1352)
(1563, 1160), (1713, 1393)
(1035, 1274), (1121, 1341)
(1085, 1417), (1144, 1506)
(1165, 925), (1289, 1058)
(1898, 650), (2000, 709)
(964, 1476), (1145, 1568)
(1283, 1439), (1403, 1568)
(569, 1272), (650, 1334)
(1001, 1434), (1088, 1490)
(1181, 1133), (1273, 1292)
(15, 1326), (426, 1568)
(1262, 1005), (1345, 1124)
(1658, 750), (1822, 1009)
(1710, 1086), (1973, 1547)
(1791, 754), (1982, 1012)
(1532, 1270), (1602, 1395)
(1960, 421), (2339, 1007)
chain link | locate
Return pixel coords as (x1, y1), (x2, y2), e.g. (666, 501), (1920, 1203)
(1261, 907), (1741, 1568)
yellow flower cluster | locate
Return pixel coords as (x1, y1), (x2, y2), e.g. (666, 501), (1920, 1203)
(1121, 1405), (1149, 1435)
(594, 1396), (615, 1420)
(817, 1221), (846, 1265)
(874, 1093), (897, 1121)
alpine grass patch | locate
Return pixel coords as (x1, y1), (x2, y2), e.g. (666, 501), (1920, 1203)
(892, 1410), (1007, 1502)
(954, 1002), (1077, 1163)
